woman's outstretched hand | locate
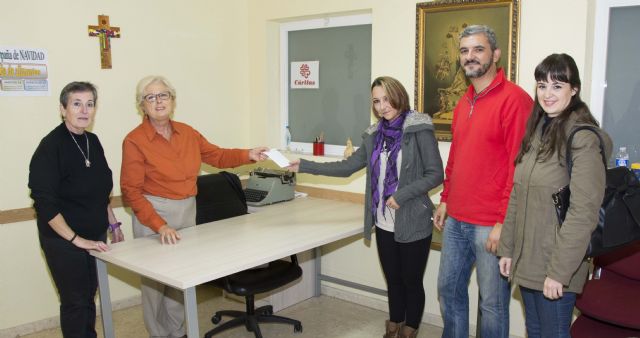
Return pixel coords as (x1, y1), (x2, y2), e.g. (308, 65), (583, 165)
(286, 159), (301, 172)
(249, 147), (269, 161)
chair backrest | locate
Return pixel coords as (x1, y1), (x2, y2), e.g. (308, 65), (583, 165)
(196, 172), (248, 225)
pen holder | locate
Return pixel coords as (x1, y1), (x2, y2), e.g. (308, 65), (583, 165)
(313, 141), (324, 156)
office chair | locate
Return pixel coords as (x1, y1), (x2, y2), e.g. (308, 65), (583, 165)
(570, 241), (640, 337)
(203, 255), (303, 338)
(196, 173), (303, 338)
(196, 172), (248, 225)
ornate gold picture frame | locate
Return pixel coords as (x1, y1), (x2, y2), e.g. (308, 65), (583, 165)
(415, 0), (520, 141)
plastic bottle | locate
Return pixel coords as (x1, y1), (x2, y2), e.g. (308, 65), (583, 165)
(285, 125), (292, 151)
(615, 146), (629, 167)
(631, 163), (640, 180)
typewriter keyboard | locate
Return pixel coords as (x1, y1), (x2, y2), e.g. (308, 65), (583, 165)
(244, 188), (268, 202)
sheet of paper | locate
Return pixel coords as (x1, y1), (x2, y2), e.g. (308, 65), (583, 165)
(265, 149), (291, 168)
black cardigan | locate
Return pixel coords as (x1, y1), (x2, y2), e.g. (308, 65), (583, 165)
(29, 123), (113, 240)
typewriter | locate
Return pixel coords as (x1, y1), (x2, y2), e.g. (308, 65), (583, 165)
(244, 168), (296, 207)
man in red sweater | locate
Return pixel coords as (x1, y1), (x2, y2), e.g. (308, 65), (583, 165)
(433, 25), (533, 338)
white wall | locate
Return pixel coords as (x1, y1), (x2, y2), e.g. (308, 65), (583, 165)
(1, 0), (599, 336)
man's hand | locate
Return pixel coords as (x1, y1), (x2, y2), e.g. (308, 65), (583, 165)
(158, 225), (181, 245)
(485, 222), (502, 254)
(433, 202), (447, 231)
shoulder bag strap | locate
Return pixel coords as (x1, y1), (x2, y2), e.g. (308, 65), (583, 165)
(565, 125), (607, 176)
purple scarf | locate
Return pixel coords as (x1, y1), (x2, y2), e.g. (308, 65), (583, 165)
(370, 111), (408, 223)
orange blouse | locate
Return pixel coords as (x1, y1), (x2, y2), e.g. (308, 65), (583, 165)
(121, 117), (251, 231)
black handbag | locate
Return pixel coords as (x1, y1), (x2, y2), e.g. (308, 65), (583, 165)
(552, 125), (640, 257)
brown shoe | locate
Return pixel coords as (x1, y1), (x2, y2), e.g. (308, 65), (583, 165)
(399, 325), (418, 338)
(383, 320), (404, 338)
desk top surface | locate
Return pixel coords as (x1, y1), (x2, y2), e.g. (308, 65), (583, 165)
(91, 197), (363, 289)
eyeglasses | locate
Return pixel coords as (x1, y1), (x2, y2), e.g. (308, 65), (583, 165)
(143, 92), (172, 103)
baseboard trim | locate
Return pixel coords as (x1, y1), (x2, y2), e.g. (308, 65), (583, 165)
(320, 283), (446, 330)
(0, 296), (140, 338)
(320, 283), (527, 338)
(5, 287), (524, 338)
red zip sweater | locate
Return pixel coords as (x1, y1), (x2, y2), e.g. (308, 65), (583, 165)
(441, 68), (533, 226)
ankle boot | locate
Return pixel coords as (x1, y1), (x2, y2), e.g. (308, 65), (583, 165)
(383, 320), (404, 338)
(399, 325), (418, 338)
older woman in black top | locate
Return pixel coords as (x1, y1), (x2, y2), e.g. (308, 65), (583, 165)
(29, 81), (123, 338)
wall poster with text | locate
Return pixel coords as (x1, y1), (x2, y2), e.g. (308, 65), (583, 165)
(0, 46), (50, 96)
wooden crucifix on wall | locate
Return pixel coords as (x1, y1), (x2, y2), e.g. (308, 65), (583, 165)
(88, 15), (120, 69)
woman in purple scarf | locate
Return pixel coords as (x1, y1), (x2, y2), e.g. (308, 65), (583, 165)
(288, 76), (443, 338)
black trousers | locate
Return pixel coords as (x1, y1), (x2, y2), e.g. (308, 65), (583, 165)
(40, 235), (102, 338)
(375, 226), (432, 329)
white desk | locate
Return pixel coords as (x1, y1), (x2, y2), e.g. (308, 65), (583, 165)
(92, 197), (363, 338)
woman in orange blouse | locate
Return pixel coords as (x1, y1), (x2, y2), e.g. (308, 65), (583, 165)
(121, 75), (267, 338)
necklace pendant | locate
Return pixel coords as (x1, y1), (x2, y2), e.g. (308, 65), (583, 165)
(85, 159), (91, 168)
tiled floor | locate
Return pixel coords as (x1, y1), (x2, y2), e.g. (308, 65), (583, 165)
(19, 284), (445, 338)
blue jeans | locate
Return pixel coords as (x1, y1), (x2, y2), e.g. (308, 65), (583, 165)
(520, 287), (576, 338)
(437, 217), (510, 338)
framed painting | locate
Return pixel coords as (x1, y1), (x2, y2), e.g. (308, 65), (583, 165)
(415, 0), (520, 141)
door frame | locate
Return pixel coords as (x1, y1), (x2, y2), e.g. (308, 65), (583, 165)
(589, 0), (640, 123)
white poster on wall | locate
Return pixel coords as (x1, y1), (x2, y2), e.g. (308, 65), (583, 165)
(0, 46), (50, 96)
(290, 61), (319, 89)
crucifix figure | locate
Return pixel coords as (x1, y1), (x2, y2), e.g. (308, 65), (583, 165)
(88, 15), (120, 69)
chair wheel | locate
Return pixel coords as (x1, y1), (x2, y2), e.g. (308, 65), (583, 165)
(211, 314), (221, 324)
(265, 308), (273, 315)
(294, 323), (303, 333)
